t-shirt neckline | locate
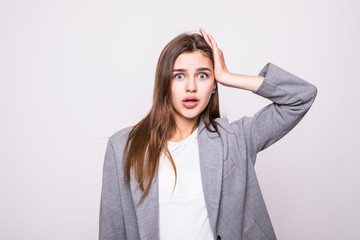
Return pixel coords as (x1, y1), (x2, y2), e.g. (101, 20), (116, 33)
(167, 127), (199, 146)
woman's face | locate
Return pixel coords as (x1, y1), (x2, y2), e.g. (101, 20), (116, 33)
(170, 50), (216, 125)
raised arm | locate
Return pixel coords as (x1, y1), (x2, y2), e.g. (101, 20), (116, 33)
(199, 28), (318, 165)
(230, 62), (317, 164)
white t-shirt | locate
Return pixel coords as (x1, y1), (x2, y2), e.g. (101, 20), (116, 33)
(158, 127), (214, 240)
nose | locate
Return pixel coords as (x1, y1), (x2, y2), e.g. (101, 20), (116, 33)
(186, 76), (197, 92)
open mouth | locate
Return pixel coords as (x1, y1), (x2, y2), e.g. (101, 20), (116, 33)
(183, 97), (199, 102)
(182, 97), (199, 108)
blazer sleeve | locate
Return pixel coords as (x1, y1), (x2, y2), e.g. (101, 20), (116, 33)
(230, 62), (318, 165)
(99, 138), (126, 239)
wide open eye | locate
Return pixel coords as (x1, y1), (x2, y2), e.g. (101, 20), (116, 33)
(198, 73), (208, 79)
(174, 73), (184, 80)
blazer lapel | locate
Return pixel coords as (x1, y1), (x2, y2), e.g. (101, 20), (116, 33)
(197, 116), (224, 235)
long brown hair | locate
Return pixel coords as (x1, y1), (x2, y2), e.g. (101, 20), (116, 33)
(123, 31), (220, 204)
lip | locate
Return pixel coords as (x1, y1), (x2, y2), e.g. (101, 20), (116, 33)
(182, 97), (199, 109)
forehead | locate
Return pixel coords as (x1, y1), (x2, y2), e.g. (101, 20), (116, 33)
(173, 50), (212, 69)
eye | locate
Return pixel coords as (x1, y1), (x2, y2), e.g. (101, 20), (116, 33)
(198, 72), (208, 79)
(174, 73), (184, 80)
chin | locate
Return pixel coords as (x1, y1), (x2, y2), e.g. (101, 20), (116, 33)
(183, 113), (200, 120)
(177, 111), (201, 121)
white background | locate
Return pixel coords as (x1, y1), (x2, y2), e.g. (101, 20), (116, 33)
(1, 0), (359, 239)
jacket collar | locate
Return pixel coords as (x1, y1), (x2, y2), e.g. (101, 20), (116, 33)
(129, 115), (224, 239)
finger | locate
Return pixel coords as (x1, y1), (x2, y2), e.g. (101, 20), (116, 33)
(202, 31), (212, 48)
(207, 35), (222, 61)
(208, 34), (219, 50)
(199, 28), (213, 48)
(199, 28), (209, 42)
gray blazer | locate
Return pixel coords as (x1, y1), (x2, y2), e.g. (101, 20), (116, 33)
(99, 62), (318, 240)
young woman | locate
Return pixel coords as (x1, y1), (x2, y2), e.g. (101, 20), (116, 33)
(99, 28), (317, 240)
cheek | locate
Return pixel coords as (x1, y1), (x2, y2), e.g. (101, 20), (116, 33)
(198, 89), (213, 109)
(200, 82), (215, 96)
(170, 85), (179, 99)
(170, 83), (183, 105)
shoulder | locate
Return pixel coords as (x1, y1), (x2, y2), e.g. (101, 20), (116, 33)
(108, 126), (134, 147)
(213, 116), (251, 138)
(213, 117), (235, 135)
(214, 117), (230, 126)
(214, 116), (246, 134)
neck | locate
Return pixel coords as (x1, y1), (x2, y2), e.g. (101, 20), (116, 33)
(169, 116), (199, 142)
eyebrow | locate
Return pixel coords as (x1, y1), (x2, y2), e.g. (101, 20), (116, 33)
(172, 67), (212, 72)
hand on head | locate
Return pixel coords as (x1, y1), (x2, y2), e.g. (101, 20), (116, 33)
(199, 27), (230, 84)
